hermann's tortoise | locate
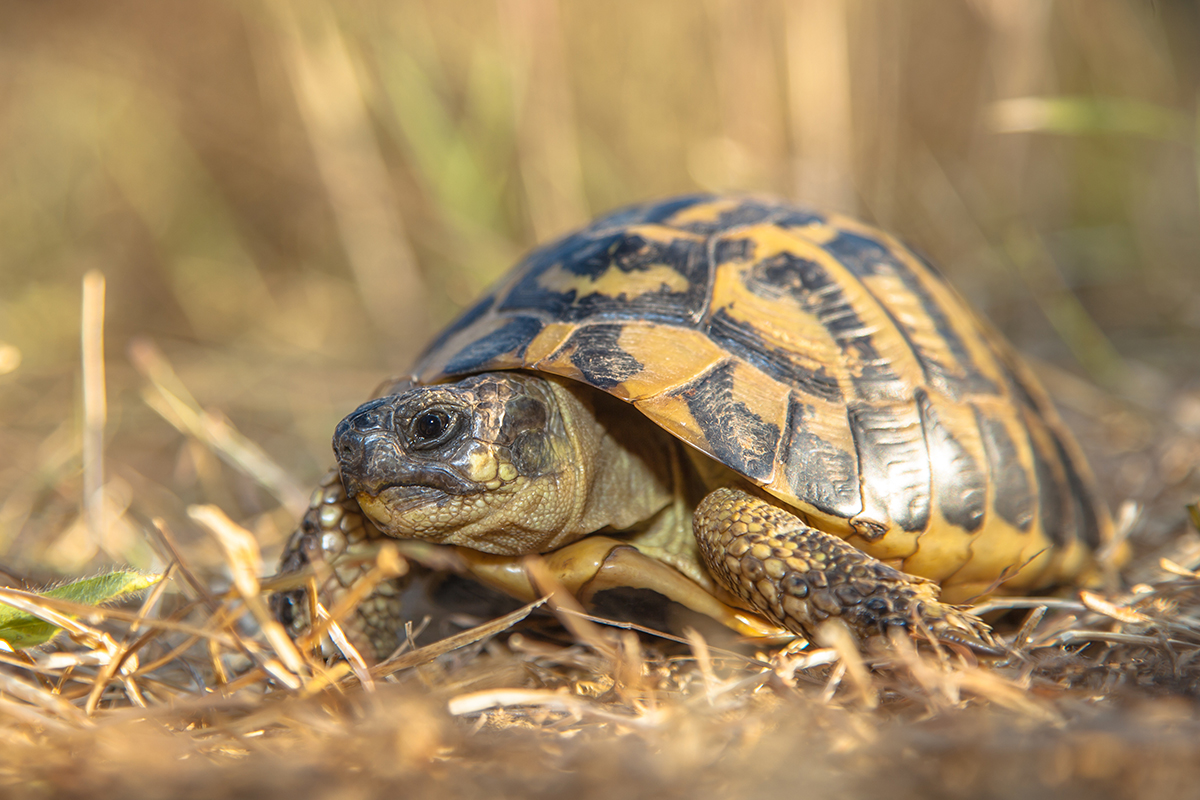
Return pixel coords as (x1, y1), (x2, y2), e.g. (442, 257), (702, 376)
(275, 194), (1112, 658)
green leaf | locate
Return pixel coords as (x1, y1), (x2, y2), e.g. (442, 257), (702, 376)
(0, 570), (162, 650)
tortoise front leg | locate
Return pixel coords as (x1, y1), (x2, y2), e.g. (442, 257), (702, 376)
(694, 487), (1002, 654)
(272, 476), (411, 660)
(456, 537), (786, 640)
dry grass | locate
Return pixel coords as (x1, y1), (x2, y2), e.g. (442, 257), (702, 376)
(2, 1), (1200, 798)
(5, 514), (1200, 800)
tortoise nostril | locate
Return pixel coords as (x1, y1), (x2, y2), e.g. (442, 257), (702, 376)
(333, 420), (368, 470)
(334, 397), (400, 463)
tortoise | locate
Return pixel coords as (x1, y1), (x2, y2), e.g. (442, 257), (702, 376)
(275, 194), (1112, 658)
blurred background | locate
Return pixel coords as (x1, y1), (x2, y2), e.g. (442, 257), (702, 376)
(0, 0), (1197, 581)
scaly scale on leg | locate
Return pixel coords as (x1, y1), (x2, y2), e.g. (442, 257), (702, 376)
(693, 487), (1002, 654)
(272, 470), (410, 660)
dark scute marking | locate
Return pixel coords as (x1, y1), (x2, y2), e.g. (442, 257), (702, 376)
(997, 361), (1091, 543)
(419, 294), (495, 364)
(565, 324), (643, 389)
(1049, 428), (1104, 550)
(556, 195), (716, 232)
(492, 232), (594, 318)
(824, 233), (999, 400)
(670, 361), (781, 482)
(622, 194), (717, 226)
(746, 252), (908, 403)
(553, 229), (682, 278)
(615, 195), (821, 233)
(822, 231), (900, 278)
(1027, 422), (1066, 547)
(442, 316), (544, 377)
(675, 199), (781, 235)
(972, 406), (1035, 532)
(916, 389), (985, 532)
(1002, 358), (1045, 415)
(707, 309), (842, 403)
(782, 397), (861, 519)
(848, 401), (932, 533)
(611, 232), (688, 275)
(714, 236), (755, 264)
(775, 208), (825, 228)
(745, 252), (829, 299)
(497, 229), (708, 326)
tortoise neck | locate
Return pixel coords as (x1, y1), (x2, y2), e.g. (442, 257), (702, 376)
(542, 377), (678, 537)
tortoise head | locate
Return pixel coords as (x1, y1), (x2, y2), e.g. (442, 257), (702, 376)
(333, 372), (585, 554)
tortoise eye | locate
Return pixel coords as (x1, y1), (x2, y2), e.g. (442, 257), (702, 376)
(410, 409), (457, 449)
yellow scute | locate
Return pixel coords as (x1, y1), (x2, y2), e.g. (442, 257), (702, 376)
(611, 324), (726, 400)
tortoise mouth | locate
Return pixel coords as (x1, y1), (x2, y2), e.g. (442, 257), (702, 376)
(355, 484), (451, 534)
(342, 458), (485, 501)
(359, 484), (446, 512)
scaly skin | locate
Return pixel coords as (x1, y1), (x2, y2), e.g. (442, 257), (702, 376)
(272, 471), (409, 659)
(694, 487), (1001, 654)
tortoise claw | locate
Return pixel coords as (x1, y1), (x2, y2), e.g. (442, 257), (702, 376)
(907, 602), (1007, 657)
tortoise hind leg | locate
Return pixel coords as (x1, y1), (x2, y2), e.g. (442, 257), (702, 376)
(693, 487), (1002, 655)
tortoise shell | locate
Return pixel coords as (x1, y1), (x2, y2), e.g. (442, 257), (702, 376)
(409, 195), (1109, 598)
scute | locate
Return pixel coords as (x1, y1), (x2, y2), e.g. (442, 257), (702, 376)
(972, 403), (1036, 533)
(495, 224), (710, 326)
(413, 194), (1111, 593)
(561, 324), (643, 389)
(916, 388), (987, 533)
(780, 397), (861, 522)
(441, 316), (544, 377)
(705, 308), (843, 404)
(668, 360), (784, 484)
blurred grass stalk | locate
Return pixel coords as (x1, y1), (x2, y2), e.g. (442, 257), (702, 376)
(785, 0), (854, 213)
(267, 0), (428, 340)
(1002, 225), (1125, 387)
(988, 92), (1197, 388)
(80, 270), (106, 543)
(991, 91), (1200, 246)
(498, 0), (590, 240)
(130, 338), (309, 516)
